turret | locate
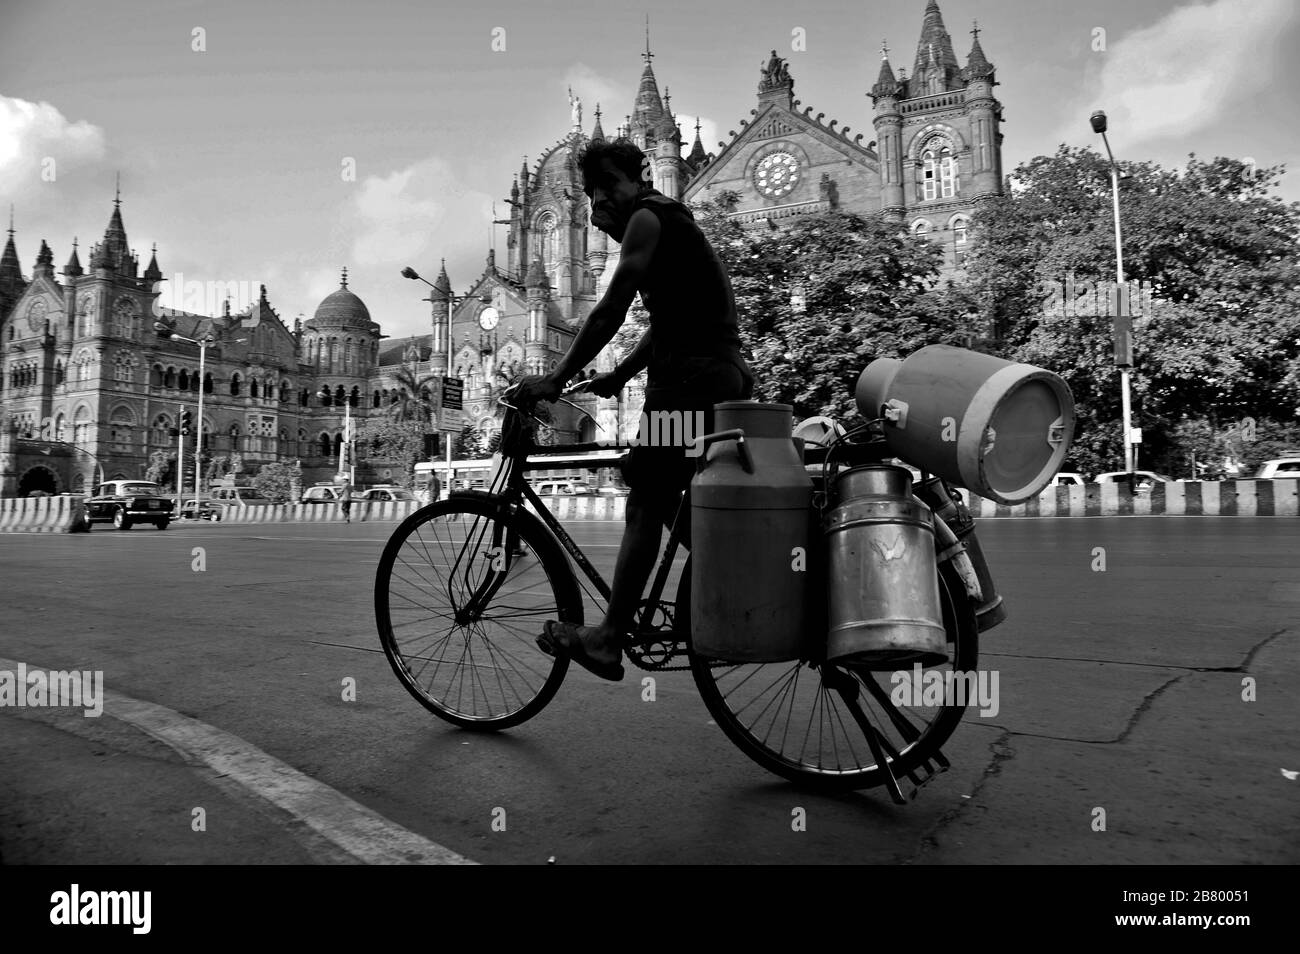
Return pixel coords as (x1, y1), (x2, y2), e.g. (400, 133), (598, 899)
(871, 47), (905, 221)
(524, 257), (550, 375)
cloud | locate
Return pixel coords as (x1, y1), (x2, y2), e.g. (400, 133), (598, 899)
(1063, 0), (1299, 147)
(347, 157), (494, 270)
(0, 95), (107, 194)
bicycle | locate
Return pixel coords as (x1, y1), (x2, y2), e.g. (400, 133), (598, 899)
(374, 392), (979, 802)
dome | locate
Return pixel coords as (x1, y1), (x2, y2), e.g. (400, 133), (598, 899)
(310, 267), (372, 327)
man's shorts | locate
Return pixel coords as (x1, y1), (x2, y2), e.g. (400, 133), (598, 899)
(621, 356), (754, 519)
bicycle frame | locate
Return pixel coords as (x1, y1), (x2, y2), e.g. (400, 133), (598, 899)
(463, 399), (691, 643)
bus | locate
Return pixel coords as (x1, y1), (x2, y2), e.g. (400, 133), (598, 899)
(413, 445), (629, 500)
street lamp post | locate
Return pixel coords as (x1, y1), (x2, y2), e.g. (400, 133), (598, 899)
(402, 266), (488, 493)
(319, 385), (354, 484)
(155, 323), (210, 510)
(1090, 110), (1135, 481)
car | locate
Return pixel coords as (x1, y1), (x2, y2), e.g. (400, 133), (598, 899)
(1093, 470), (1172, 494)
(209, 486), (275, 507)
(176, 498), (224, 521)
(1254, 458), (1300, 479)
(301, 485), (347, 505)
(85, 480), (174, 531)
(1047, 472), (1086, 488)
(594, 486), (630, 497)
(532, 479), (594, 496)
(356, 487), (417, 503)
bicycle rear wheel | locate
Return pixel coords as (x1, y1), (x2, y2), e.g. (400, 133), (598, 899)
(688, 560), (978, 793)
(375, 495), (581, 730)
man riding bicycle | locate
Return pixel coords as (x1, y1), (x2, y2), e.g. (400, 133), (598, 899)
(511, 137), (754, 681)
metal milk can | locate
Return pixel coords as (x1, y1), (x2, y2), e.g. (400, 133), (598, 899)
(823, 465), (948, 668)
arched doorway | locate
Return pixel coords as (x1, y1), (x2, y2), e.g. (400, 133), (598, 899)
(19, 466), (59, 497)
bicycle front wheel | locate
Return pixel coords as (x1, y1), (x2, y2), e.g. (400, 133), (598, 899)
(688, 560), (978, 792)
(375, 495), (581, 730)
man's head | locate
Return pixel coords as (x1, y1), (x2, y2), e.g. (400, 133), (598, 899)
(579, 138), (652, 242)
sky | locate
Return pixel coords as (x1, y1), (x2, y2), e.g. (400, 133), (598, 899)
(2, 0), (1298, 342)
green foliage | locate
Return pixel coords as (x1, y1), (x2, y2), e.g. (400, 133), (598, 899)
(145, 450), (172, 488)
(251, 462), (296, 503)
(689, 192), (956, 422)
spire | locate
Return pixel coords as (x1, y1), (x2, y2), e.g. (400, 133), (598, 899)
(0, 207), (23, 288)
(64, 237), (83, 278)
(340, 265), (348, 288)
(520, 156), (530, 188)
(143, 242), (162, 282)
(871, 41), (901, 102)
(35, 239), (54, 268)
(688, 117), (707, 165)
(911, 0), (961, 91)
(591, 102), (605, 141)
(632, 18), (667, 132)
(92, 187), (130, 270)
(962, 20), (995, 81)
(432, 258), (451, 297)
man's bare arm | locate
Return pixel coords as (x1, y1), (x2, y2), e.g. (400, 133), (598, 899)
(612, 329), (652, 386)
(550, 208), (660, 384)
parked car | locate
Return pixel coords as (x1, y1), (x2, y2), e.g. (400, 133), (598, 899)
(176, 498), (225, 521)
(356, 487), (417, 503)
(1093, 470), (1172, 494)
(301, 485), (346, 505)
(209, 486), (275, 507)
(1048, 472), (1086, 488)
(85, 480), (174, 530)
(594, 486), (630, 497)
(532, 479), (594, 496)
(1254, 458), (1300, 479)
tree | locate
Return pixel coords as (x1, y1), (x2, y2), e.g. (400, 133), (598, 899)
(688, 192), (952, 422)
(145, 450), (172, 487)
(251, 462), (296, 503)
(385, 363), (439, 424)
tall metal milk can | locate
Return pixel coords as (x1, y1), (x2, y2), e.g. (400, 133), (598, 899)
(690, 402), (814, 662)
(823, 465), (948, 668)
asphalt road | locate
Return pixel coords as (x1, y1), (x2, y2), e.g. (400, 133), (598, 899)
(1, 516), (1297, 865)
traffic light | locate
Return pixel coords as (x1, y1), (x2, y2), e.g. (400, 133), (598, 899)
(181, 409), (193, 436)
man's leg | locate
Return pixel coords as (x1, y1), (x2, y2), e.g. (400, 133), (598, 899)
(570, 486), (666, 665)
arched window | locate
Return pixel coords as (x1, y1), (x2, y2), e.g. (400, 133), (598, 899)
(334, 385), (345, 405)
(334, 433), (343, 456)
(320, 387), (332, 407)
(231, 373), (242, 396)
(280, 382), (290, 403)
(249, 378), (259, 399)
(300, 388), (309, 407)
(150, 365), (163, 387)
(164, 367), (176, 388)
(389, 390), (398, 405)
(920, 141), (958, 201)
(952, 217), (970, 266)
(940, 151), (958, 198)
(178, 369), (189, 390)
(350, 386), (360, 408)
(152, 414), (172, 447)
(204, 372), (213, 394)
(73, 405), (92, 444)
(191, 372), (200, 392)
(344, 337), (353, 373)
(320, 433), (331, 456)
(372, 390), (381, 408)
(54, 413), (66, 442)
(55, 362), (65, 386)
(911, 220), (932, 235)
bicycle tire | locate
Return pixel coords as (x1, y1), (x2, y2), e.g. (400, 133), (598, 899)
(375, 495), (581, 730)
(687, 559), (978, 792)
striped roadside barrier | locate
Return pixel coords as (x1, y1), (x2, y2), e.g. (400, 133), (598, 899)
(959, 478), (1299, 517)
(0, 495), (90, 533)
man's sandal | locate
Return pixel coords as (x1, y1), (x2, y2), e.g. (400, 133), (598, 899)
(536, 620), (625, 682)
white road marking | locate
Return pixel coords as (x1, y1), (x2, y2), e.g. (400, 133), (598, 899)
(0, 656), (476, 865)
